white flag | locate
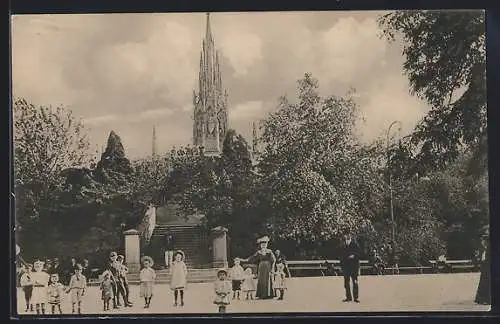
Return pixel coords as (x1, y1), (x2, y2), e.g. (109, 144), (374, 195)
(16, 244), (20, 256)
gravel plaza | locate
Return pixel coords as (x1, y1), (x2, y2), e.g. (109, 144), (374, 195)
(16, 273), (489, 316)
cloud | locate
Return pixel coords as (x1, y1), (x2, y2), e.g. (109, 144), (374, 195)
(136, 108), (175, 121)
(316, 17), (388, 85)
(82, 114), (117, 126)
(82, 108), (175, 127)
(220, 32), (263, 76)
(357, 74), (429, 142)
(229, 100), (265, 121)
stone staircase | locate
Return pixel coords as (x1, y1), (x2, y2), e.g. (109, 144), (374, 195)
(147, 224), (211, 269)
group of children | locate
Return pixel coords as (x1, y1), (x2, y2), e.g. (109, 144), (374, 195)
(213, 257), (288, 313)
(100, 250), (188, 311)
(20, 261), (87, 314)
(20, 250), (289, 315)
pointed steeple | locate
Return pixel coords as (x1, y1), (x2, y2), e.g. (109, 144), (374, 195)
(193, 13), (228, 155)
(205, 13), (213, 42)
(152, 125), (158, 157)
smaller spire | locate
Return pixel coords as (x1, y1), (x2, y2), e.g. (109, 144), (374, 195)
(152, 125), (158, 157)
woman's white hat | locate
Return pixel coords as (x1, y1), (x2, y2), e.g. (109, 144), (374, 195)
(257, 235), (270, 243)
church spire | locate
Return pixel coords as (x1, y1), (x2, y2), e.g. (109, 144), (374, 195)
(152, 125), (158, 157)
(193, 13), (228, 156)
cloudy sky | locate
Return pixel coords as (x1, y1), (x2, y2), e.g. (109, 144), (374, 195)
(11, 11), (429, 159)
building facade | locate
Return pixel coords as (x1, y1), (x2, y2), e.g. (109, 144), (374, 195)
(193, 13), (229, 156)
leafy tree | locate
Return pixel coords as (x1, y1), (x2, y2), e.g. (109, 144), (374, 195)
(13, 98), (91, 221)
(378, 10), (486, 173)
(131, 154), (172, 207)
(166, 146), (222, 225)
(220, 130), (260, 256)
(422, 152), (489, 259)
(13, 98), (91, 258)
(258, 73), (373, 248)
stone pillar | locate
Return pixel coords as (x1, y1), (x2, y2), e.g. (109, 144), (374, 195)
(124, 229), (141, 273)
(211, 226), (228, 268)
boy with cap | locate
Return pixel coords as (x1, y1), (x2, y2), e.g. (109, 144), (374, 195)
(66, 264), (87, 314)
(230, 257), (245, 300)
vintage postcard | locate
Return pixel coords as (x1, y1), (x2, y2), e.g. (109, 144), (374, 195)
(11, 10), (489, 316)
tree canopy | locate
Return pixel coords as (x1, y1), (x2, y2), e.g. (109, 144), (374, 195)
(258, 73), (375, 244)
(378, 10), (486, 173)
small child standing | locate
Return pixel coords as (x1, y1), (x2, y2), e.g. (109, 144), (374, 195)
(100, 271), (114, 311)
(20, 264), (34, 312)
(47, 273), (65, 314)
(213, 268), (232, 313)
(273, 262), (287, 300)
(230, 258), (245, 300)
(66, 264), (87, 314)
(241, 267), (256, 300)
(170, 250), (188, 307)
(139, 256), (156, 309)
(31, 260), (50, 315)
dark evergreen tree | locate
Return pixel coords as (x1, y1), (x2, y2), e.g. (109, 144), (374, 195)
(94, 131), (133, 185)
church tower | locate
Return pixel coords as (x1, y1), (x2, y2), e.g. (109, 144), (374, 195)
(193, 13), (228, 156)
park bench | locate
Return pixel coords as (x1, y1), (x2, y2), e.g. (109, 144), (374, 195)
(391, 265), (433, 274)
(286, 260), (371, 276)
(429, 259), (474, 273)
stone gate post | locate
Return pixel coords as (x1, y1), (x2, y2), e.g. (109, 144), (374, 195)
(211, 226), (228, 268)
(124, 229), (141, 273)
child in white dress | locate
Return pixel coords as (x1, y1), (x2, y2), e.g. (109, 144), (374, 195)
(31, 260), (50, 315)
(170, 250), (188, 307)
(273, 262), (287, 300)
(241, 267), (256, 300)
(100, 271), (114, 311)
(213, 268), (232, 313)
(139, 256), (156, 308)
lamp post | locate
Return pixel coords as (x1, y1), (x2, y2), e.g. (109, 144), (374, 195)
(120, 223), (126, 255)
(386, 120), (402, 274)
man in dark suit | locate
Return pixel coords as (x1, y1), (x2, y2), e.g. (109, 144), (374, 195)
(340, 230), (362, 303)
(164, 233), (175, 268)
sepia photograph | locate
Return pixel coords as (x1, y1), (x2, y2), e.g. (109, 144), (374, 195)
(11, 10), (489, 316)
